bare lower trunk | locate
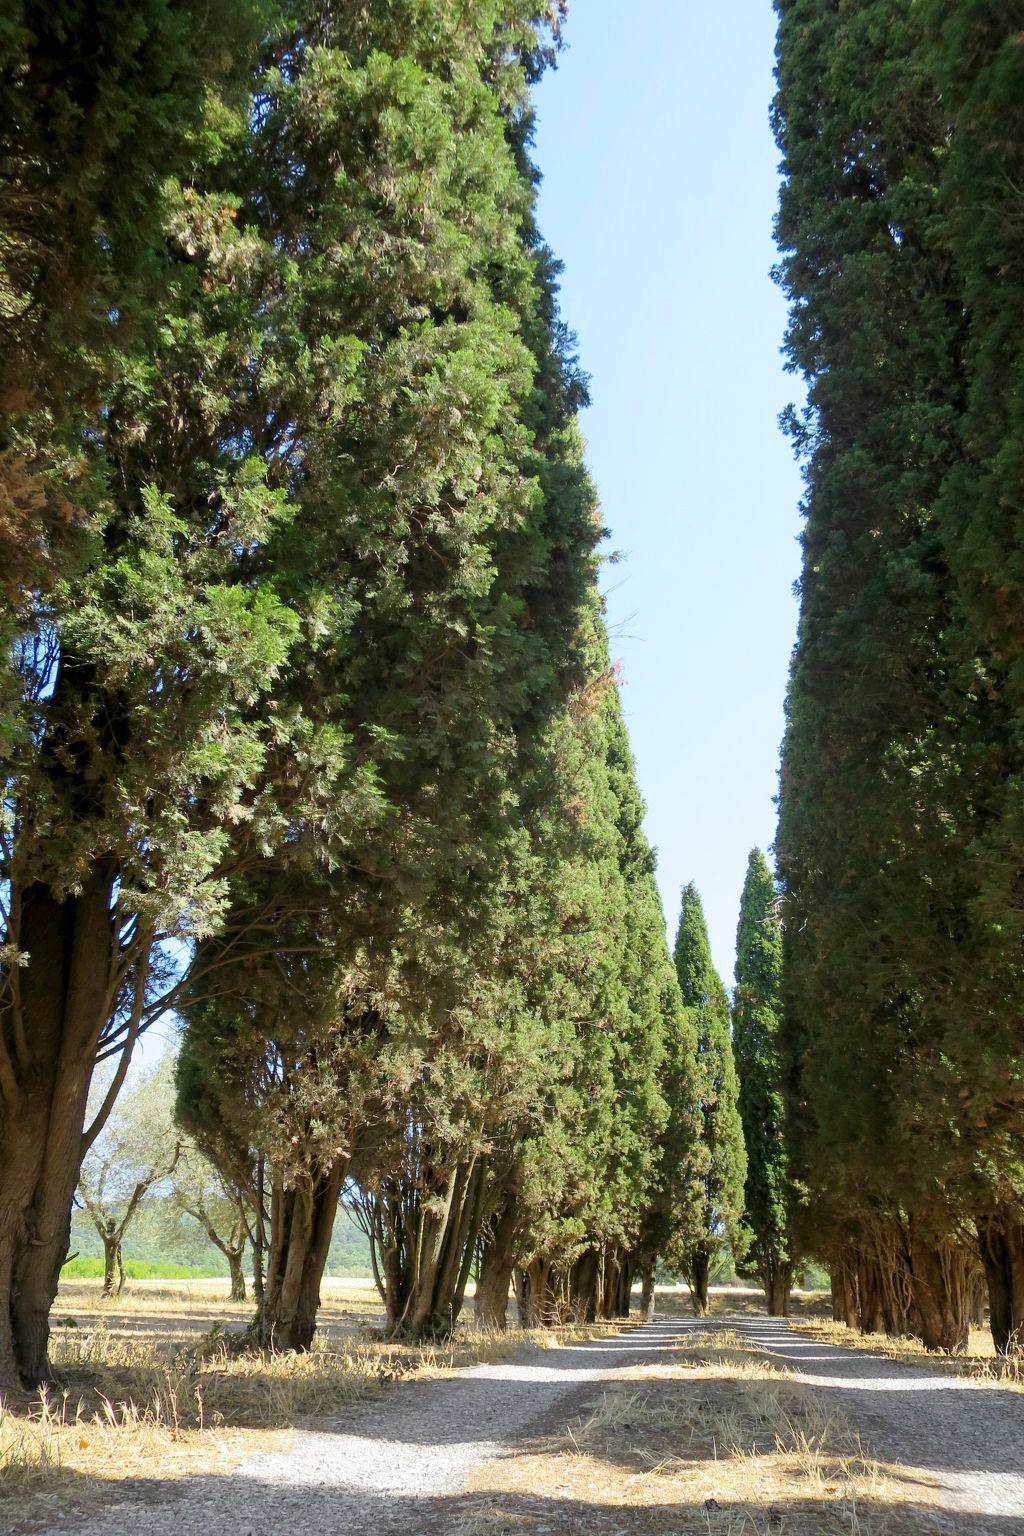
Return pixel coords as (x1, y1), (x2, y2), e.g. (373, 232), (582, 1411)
(687, 1248), (710, 1317)
(474, 1198), (517, 1330)
(228, 1247), (246, 1304)
(101, 1234), (119, 1298)
(830, 1249), (859, 1328)
(640, 1258), (656, 1321)
(766, 1260), (792, 1318)
(856, 1249), (884, 1334)
(977, 1208), (1024, 1357)
(0, 864), (118, 1389)
(906, 1228), (973, 1354)
(569, 1249), (599, 1323)
(257, 1160), (345, 1351)
(522, 1257), (554, 1327)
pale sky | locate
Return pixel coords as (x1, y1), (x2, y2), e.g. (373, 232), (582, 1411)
(533, 0), (803, 984)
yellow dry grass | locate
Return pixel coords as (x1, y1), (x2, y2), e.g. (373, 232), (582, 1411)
(790, 1317), (1024, 1389)
(454, 1328), (950, 1535)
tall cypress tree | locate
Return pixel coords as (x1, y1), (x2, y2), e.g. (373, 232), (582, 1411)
(733, 849), (793, 1316)
(672, 883), (746, 1315)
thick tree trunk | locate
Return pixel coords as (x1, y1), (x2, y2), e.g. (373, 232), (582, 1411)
(475, 1199), (518, 1330)
(856, 1249), (884, 1334)
(101, 1233), (119, 1298)
(258, 1159), (345, 1351)
(570, 1249), (599, 1323)
(977, 1208), (1024, 1357)
(523, 1257), (553, 1327)
(514, 1266), (531, 1328)
(639, 1257), (656, 1321)
(906, 1229), (972, 1353)
(766, 1259), (792, 1318)
(688, 1248), (710, 1317)
(228, 1247), (246, 1303)
(0, 863), (118, 1389)
(830, 1248), (859, 1326)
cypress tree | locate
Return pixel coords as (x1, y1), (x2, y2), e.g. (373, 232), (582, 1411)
(733, 849), (793, 1316)
(672, 883), (746, 1315)
(772, 0), (1000, 1351)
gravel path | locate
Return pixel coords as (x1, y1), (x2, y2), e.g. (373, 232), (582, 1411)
(722, 1314), (1024, 1527)
(26, 1313), (1024, 1534)
(33, 1319), (688, 1536)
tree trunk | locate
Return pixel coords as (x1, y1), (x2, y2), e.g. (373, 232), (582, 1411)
(977, 1208), (1024, 1357)
(523, 1257), (553, 1327)
(475, 1199), (518, 1330)
(570, 1249), (599, 1323)
(514, 1266), (531, 1328)
(766, 1259), (792, 1318)
(115, 1242), (126, 1296)
(101, 1233), (118, 1298)
(856, 1249), (884, 1334)
(228, 1246), (246, 1304)
(687, 1248), (710, 1317)
(252, 1155), (266, 1304)
(257, 1159), (345, 1351)
(906, 1229), (972, 1353)
(639, 1257), (656, 1321)
(829, 1248), (859, 1326)
(0, 862), (119, 1389)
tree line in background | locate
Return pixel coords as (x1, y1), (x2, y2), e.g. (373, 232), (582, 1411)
(774, 0), (1024, 1356)
(0, 0), (760, 1389)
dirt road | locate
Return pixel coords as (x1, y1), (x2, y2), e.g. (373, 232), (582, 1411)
(23, 1315), (1024, 1535)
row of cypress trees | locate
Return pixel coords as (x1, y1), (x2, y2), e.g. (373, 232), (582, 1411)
(773, 0), (1024, 1354)
(0, 0), (734, 1384)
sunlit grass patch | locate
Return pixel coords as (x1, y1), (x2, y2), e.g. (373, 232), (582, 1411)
(789, 1317), (1024, 1390)
(457, 1328), (943, 1536)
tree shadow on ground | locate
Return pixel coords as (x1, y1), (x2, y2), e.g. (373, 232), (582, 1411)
(11, 1477), (1021, 1536)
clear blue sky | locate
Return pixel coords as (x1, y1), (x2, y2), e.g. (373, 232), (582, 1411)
(532, 0), (803, 985)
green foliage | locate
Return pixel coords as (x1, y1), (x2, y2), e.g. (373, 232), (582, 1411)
(732, 849), (793, 1292)
(772, 1), (1024, 1323)
(61, 1256), (212, 1282)
(672, 884), (746, 1274)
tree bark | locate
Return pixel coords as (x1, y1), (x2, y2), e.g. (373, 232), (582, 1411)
(906, 1228), (972, 1353)
(977, 1208), (1024, 1357)
(228, 1246), (246, 1303)
(101, 1232), (119, 1298)
(570, 1249), (599, 1323)
(856, 1249), (884, 1334)
(474, 1198), (518, 1330)
(639, 1257), (656, 1321)
(0, 861), (119, 1389)
(687, 1248), (710, 1317)
(257, 1159), (345, 1351)
(766, 1259), (792, 1318)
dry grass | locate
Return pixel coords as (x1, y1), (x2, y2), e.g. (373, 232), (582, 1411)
(790, 1317), (1024, 1389)
(0, 1278), (614, 1517)
(653, 1287), (833, 1324)
(455, 1328), (949, 1536)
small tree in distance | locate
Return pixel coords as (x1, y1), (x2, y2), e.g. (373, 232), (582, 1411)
(78, 1054), (181, 1295)
(167, 1144), (253, 1302)
(673, 884), (747, 1315)
(733, 848), (795, 1316)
